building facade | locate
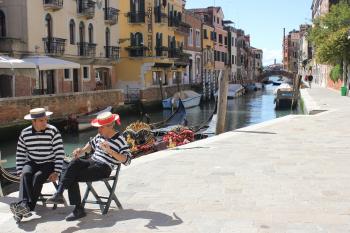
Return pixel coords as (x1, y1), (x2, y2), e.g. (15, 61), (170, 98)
(283, 30), (300, 74)
(225, 25), (238, 83)
(183, 10), (202, 85)
(0, 0), (120, 96)
(115, 0), (189, 101)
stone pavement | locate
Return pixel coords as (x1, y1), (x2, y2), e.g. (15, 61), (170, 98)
(1, 86), (350, 233)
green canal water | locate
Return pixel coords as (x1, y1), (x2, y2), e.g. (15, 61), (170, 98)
(0, 78), (302, 168)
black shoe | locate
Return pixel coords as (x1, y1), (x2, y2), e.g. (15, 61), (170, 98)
(66, 206), (86, 221)
(11, 203), (32, 218)
(46, 193), (65, 205)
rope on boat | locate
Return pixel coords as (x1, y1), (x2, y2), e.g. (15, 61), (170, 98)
(0, 165), (20, 183)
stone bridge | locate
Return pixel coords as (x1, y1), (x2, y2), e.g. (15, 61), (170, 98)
(258, 69), (296, 82)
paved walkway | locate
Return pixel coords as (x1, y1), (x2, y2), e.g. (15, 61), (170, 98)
(1, 86), (350, 233)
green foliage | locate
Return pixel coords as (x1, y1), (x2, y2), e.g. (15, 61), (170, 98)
(330, 64), (342, 83)
(308, 0), (350, 65)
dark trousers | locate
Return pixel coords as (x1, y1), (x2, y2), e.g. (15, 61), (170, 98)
(60, 158), (111, 205)
(19, 161), (54, 210)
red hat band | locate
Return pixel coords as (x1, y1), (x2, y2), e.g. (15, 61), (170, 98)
(97, 115), (115, 126)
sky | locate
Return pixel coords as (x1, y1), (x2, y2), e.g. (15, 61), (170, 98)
(186, 0), (313, 66)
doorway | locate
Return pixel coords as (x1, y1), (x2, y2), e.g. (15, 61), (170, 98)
(0, 74), (12, 97)
(73, 68), (79, 92)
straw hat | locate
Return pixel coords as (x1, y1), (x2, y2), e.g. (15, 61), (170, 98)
(24, 108), (53, 120)
(91, 112), (120, 127)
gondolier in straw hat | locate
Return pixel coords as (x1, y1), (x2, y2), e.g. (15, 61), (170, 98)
(10, 107), (65, 220)
(46, 111), (131, 221)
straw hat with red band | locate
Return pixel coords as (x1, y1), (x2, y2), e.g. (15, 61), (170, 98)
(91, 111), (121, 127)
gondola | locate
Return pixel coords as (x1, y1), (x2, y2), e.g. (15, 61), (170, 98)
(150, 99), (187, 132)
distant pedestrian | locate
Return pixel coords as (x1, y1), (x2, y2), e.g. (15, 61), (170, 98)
(10, 108), (65, 221)
(307, 75), (313, 88)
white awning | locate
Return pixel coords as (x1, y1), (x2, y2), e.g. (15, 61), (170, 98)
(22, 56), (80, 70)
(0, 56), (37, 69)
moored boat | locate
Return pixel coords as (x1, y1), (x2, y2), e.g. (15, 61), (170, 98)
(162, 90), (201, 109)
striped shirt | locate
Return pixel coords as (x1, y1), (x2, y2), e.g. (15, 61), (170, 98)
(16, 124), (65, 175)
(89, 132), (131, 168)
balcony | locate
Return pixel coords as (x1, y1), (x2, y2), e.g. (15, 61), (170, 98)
(168, 48), (190, 63)
(42, 37), (66, 55)
(127, 11), (145, 23)
(175, 21), (191, 34)
(155, 46), (168, 57)
(77, 42), (96, 57)
(105, 46), (120, 60)
(77, 0), (95, 19)
(43, 0), (63, 11)
(104, 7), (119, 25)
(125, 45), (148, 57)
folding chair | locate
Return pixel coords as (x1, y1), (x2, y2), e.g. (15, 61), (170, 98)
(81, 164), (122, 214)
(39, 181), (68, 210)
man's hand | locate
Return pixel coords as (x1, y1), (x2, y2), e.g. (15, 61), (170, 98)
(48, 172), (59, 182)
(100, 141), (112, 156)
(72, 147), (83, 158)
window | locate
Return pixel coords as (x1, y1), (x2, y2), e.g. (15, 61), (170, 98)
(64, 69), (71, 80)
(83, 66), (89, 79)
(0, 10), (6, 37)
(45, 14), (53, 38)
(69, 19), (75, 44)
(224, 36), (228, 46)
(188, 28), (193, 46)
(218, 34), (223, 44)
(195, 30), (200, 47)
(79, 21), (85, 43)
(88, 23), (93, 43)
(203, 29), (208, 39)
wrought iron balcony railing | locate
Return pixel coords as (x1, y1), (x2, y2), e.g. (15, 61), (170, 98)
(43, 0), (63, 10)
(42, 37), (66, 55)
(125, 45), (148, 57)
(127, 11), (145, 23)
(175, 21), (191, 34)
(105, 46), (120, 60)
(77, 42), (96, 57)
(155, 46), (168, 57)
(77, 0), (95, 19)
(104, 7), (119, 25)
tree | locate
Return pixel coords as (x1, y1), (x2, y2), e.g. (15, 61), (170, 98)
(308, 0), (350, 84)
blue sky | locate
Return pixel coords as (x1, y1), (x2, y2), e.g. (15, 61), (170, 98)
(186, 0), (313, 65)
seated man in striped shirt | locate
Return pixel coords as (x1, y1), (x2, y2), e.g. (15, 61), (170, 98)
(47, 111), (131, 221)
(10, 108), (65, 218)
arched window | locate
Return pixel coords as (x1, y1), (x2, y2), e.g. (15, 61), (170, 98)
(0, 10), (6, 37)
(79, 21), (85, 42)
(45, 14), (53, 38)
(69, 19), (75, 44)
(135, 32), (143, 46)
(88, 23), (93, 43)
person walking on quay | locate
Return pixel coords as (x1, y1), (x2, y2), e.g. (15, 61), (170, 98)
(307, 75), (313, 88)
(10, 108), (65, 219)
(46, 111), (131, 221)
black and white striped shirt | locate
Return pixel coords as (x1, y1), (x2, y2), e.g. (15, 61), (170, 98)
(16, 125), (65, 175)
(89, 132), (131, 168)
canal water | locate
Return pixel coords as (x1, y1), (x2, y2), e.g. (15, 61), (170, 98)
(0, 77), (302, 168)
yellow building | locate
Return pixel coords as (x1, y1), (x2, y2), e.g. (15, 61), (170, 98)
(202, 24), (215, 99)
(115, 0), (189, 100)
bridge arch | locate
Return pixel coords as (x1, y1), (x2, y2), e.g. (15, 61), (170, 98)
(258, 69), (296, 82)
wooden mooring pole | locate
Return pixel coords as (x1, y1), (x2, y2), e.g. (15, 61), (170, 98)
(216, 69), (229, 134)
